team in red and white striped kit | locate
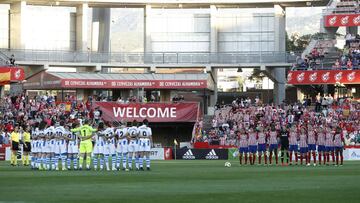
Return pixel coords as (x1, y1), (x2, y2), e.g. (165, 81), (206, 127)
(237, 124), (346, 166)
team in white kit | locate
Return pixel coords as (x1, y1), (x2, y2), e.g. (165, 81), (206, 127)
(29, 119), (152, 171)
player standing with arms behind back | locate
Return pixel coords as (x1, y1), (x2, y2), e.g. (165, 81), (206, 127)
(238, 129), (249, 166)
(127, 120), (139, 170)
(307, 125), (317, 166)
(334, 127), (345, 166)
(268, 125), (279, 165)
(248, 127), (257, 165)
(67, 123), (79, 170)
(138, 119), (152, 171)
(71, 120), (97, 170)
(115, 121), (128, 171)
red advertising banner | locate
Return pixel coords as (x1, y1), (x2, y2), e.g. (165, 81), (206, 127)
(0, 144), (10, 160)
(93, 102), (199, 123)
(62, 79), (207, 89)
(0, 66), (25, 84)
(287, 70), (360, 85)
(325, 14), (360, 27)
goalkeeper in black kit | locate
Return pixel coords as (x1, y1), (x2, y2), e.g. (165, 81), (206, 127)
(279, 125), (290, 166)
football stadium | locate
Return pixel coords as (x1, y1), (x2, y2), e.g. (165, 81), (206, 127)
(0, 0), (360, 202)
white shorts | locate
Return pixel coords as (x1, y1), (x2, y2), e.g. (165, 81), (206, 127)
(31, 141), (38, 153)
(117, 139), (128, 154)
(35, 140), (43, 153)
(67, 141), (79, 154)
(93, 142), (104, 154)
(128, 140), (139, 153)
(54, 140), (67, 154)
(39, 140), (46, 153)
(139, 139), (151, 152)
(43, 140), (54, 153)
(103, 143), (116, 155)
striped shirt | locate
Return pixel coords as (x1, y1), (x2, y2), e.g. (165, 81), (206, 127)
(325, 132), (334, 147)
(239, 134), (248, 148)
(307, 131), (316, 145)
(333, 134), (343, 147)
(268, 131), (278, 145)
(257, 132), (266, 144)
(289, 132), (298, 145)
(248, 132), (257, 146)
(299, 133), (308, 148)
(317, 132), (326, 146)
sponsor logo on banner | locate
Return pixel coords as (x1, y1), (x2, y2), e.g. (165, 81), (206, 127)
(182, 149), (196, 159)
(322, 72), (330, 82)
(176, 148), (229, 160)
(205, 149), (219, 159)
(353, 15), (360, 25)
(341, 16), (349, 25)
(296, 72), (305, 82)
(150, 148), (165, 160)
(334, 72), (343, 82)
(347, 72), (355, 81)
(329, 16), (337, 26)
(287, 73), (293, 82)
(309, 72), (317, 82)
(14, 69), (21, 79)
(351, 151), (360, 159)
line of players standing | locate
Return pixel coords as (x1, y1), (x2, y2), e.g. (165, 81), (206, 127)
(28, 119), (152, 171)
(237, 124), (346, 166)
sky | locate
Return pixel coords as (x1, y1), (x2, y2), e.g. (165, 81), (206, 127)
(286, 6), (325, 36)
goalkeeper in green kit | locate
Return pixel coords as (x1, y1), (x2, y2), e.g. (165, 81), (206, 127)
(71, 120), (97, 170)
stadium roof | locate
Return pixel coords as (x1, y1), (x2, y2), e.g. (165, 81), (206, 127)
(3, 0), (330, 8)
(23, 71), (214, 90)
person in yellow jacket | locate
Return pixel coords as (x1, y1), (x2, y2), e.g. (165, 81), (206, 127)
(71, 120), (97, 170)
(22, 126), (31, 166)
(10, 126), (20, 166)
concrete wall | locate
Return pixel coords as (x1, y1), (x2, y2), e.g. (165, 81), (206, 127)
(0, 4), (9, 49)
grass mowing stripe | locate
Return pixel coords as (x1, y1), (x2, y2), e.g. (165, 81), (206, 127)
(0, 161), (359, 203)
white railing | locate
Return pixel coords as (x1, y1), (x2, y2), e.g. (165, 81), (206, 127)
(0, 49), (299, 64)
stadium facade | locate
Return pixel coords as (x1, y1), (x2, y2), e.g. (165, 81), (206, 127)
(0, 0), (330, 110)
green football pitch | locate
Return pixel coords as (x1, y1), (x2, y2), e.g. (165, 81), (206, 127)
(0, 160), (359, 203)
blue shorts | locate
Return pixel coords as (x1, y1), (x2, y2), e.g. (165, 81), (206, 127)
(269, 144), (278, 151)
(249, 145), (257, 153)
(334, 146), (343, 151)
(239, 147), (248, 154)
(317, 145), (325, 152)
(300, 147), (308, 154)
(308, 144), (316, 151)
(258, 144), (266, 152)
(289, 145), (298, 152)
(326, 146), (334, 152)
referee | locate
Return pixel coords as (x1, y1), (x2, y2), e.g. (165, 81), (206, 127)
(280, 125), (290, 166)
(22, 126), (31, 166)
(10, 126), (20, 166)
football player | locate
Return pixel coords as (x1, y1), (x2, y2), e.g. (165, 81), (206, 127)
(66, 123), (80, 170)
(138, 119), (152, 171)
(127, 120), (139, 170)
(115, 121), (128, 170)
(103, 122), (116, 171)
(54, 121), (68, 170)
(93, 122), (105, 171)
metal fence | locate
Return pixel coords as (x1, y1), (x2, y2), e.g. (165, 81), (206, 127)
(0, 49), (298, 65)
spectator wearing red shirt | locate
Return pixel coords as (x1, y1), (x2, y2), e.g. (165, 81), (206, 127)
(347, 59), (353, 70)
(333, 59), (341, 69)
